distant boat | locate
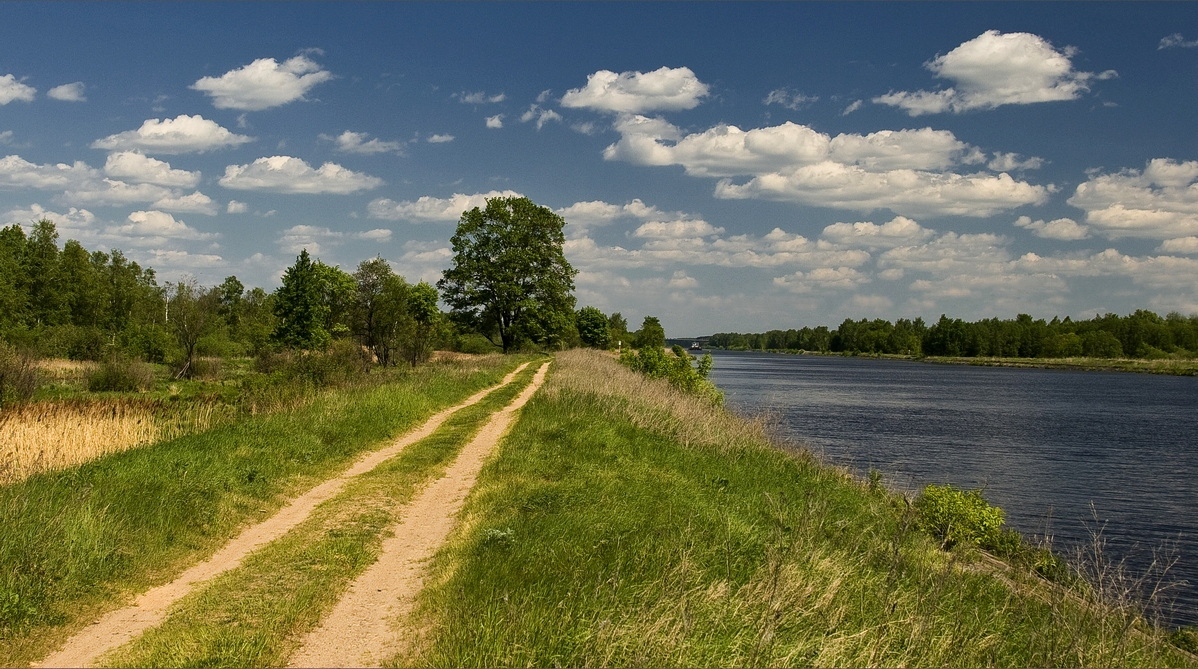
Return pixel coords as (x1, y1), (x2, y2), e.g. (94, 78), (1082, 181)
(689, 341), (703, 351)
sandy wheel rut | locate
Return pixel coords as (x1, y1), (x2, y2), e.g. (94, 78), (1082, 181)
(286, 361), (550, 667)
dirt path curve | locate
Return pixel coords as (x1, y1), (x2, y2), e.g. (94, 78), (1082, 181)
(34, 362), (532, 669)
(286, 361), (551, 668)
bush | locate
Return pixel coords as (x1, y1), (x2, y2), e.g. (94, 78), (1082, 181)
(120, 323), (176, 364)
(453, 333), (501, 355)
(36, 325), (108, 360)
(914, 484), (1005, 550)
(189, 357), (222, 381)
(87, 356), (156, 392)
(618, 345), (722, 404)
(0, 342), (39, 406)
(261, 340), (373, 388)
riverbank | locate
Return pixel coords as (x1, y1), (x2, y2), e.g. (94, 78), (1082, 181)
(2, 350), (1193, 666)
(405, 349), (1194, 667)
(921, 354), (1198, 376)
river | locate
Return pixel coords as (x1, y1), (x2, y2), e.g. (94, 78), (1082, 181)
(706, 349), (1198, 627)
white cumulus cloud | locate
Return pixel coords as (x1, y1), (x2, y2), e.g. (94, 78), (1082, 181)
(485, 114), (504, 129)
(220, 156), (383, 194)
(561, 66), (709, 114)
(1158, 237), (1198, 254)
(367, 190), (523, 222)
(324, 130), (403, 154)
(455, 91), (505, 104)
(0, 75), (35, 104)
(633, 219), (725, 239)
(1067, 158), (1198, 239)
(277, 224), (392, 254)
(0, 155), (97, 189)
(821, 216), (936, 249)
(108, 210), (218, 245)
(875, 30), (1111, 115)
(601, 115), (1049, 217)
(773, 266), (870, 293)
(92, 115), (253, 154)
(191, 55), (333, 111)
(1014, 215), (1090, 241)
(47, 82), (86, 102)
(103, 151), (200, 188)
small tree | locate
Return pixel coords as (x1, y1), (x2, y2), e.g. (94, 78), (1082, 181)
(633, 315), (666, 350)
(399, 281), (443, 367)
(607, 312), (629, 350)
(167, 278), (218, 379)
(576, 306), (609, 349)
(352, 257), (401, 363)
(273, 249), (330, 350)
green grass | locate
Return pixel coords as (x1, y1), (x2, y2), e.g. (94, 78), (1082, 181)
(98, 361), (544, 668)
(0, 353), (532, 667)
(401, 349), (1193, 668)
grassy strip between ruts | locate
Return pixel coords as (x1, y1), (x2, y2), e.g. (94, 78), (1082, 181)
(399, 348), (1193, 668)
(96, 360), (544, 668)
(0, 353), (534, 668)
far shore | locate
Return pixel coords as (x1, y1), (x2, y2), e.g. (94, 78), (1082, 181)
(702, 348), (1198, 376)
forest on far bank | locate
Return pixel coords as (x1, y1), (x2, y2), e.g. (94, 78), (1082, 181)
(710, 310), (1198, 360)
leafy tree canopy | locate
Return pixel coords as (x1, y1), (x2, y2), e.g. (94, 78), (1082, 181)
(438, 196), (576, 352)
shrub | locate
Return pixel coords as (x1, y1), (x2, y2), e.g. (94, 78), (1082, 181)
(453, 333), (501, 355)
(189, 357), (222, 381)
(0, 342), (39, 406)
(87, 356), (156, 392)
(618, 345), (722, 404)
(914, 484), (1005, 550)
(120, 323), (176, 364)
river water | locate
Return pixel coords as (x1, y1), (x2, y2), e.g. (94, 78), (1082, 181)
(706, 350), (1198, 626)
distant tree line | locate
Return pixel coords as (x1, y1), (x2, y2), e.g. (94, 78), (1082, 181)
(0, 202), (672, 381)
(0, 219), (448, 376)
(710, 311), (1198, 360)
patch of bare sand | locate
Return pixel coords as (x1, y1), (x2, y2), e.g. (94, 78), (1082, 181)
(285, 361), (551, 668)
(33, 362), (532, 669)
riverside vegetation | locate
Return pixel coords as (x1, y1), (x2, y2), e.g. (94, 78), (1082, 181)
(0, 348), (1193, 666)
(401, 349), (1193, 667)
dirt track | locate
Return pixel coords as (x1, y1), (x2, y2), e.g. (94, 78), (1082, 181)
(34, 361), (541, 668)
(287, 361), (550, 667)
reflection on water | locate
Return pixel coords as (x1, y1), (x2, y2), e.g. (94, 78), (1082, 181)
(708, 350), (1198, 626)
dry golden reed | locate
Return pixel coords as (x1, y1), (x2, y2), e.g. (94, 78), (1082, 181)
(0, 399), (228, 485)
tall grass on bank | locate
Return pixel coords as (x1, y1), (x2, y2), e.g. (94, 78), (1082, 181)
(0, 399), (231, 486)
(403, 349), (1190, 668)
(0, 354), (525, 668)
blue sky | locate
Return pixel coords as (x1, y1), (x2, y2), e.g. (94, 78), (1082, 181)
(1, 2), (1196, 336)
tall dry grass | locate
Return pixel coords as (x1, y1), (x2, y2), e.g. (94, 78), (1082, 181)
(546, 348), (781, 455)
(0, 399), (228, 485)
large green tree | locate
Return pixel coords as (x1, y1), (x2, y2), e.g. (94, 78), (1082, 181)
(438, 196), (577, 352)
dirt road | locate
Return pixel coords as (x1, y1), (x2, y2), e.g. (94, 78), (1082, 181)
(34, 361), (541, 668)
(287, 361), (550, 667)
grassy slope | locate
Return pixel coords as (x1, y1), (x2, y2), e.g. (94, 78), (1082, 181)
(0, 354), (531, 667)
(403, 349), (1192, 668)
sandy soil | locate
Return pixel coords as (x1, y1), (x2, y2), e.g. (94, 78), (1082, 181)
(33, 362), (531, 669)
(286, 361), (551, 668)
